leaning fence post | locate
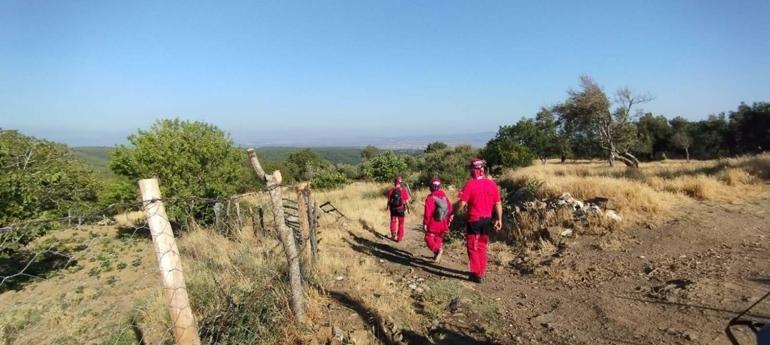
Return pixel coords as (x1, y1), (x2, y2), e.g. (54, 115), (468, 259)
(297, 183), (312, 277)
(308, 199), (319, 265)
(247, 149), (306, 323)
(138, 178), (201, 345)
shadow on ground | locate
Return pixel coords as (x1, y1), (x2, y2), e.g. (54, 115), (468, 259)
(0, 249), (74, 292)
(346, 232), (468, 280)
(327, 289), (501, 345)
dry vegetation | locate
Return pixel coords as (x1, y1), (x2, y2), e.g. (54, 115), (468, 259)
(502, 154), (770, 226)
(2, 155), (769, 344)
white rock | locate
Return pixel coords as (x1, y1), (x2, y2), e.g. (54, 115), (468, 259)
(560, 228), (574, 237)
(335, 276), (345, 281)
(605, 210), (622, 222)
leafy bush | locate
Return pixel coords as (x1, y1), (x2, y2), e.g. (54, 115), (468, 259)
(418, 144), (479, 187)
(360, 151), (409, 182)
(109, 119), (254, 222)
(0, 130), (100, 253)
(311, 169), (349, 189)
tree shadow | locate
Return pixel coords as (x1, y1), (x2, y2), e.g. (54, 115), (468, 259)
(115, 224), (153, 240)
(346, 232), (468, 280)
(358, 219), (391, 241)
(327, 289), (501, 345)
(614, 295), (770, 319)
(0, 249), (75, 293)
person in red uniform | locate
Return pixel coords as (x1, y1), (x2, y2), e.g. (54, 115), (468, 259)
(423, 178), (453, 262)
(385, 176), (410, 242)
(456, 159), (502, 283)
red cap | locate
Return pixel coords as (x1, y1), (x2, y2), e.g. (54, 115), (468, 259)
(394, 176), (403, 185)
(430, 178), (441, 187)
(471, 158), (485, 169)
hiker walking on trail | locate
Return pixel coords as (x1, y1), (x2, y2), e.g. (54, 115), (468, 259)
(386, 176), (410, 242)
(423, 178), (453, 262)
(456, 159), (502, 283)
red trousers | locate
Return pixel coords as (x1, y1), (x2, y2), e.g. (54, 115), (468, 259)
(424, 231), (446, 254)
(466, 233), (489, 278)
(390, 215), (405, 242)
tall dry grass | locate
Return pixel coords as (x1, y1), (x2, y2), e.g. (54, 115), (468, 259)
(502, 154), (770, 226)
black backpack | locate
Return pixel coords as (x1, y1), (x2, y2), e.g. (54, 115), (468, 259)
(389, 188), (405, 210)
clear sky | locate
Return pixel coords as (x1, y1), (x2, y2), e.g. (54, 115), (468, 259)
(2, 0), (769, 146)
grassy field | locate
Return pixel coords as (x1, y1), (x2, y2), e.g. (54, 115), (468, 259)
(2, 154), (769, 344)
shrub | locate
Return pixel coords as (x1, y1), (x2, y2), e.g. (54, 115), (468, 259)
(360, 151), (409, 182)
(311, 169), (349, 190)
(109, 119), (253, 223)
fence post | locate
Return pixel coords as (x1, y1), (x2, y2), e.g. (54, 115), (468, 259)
(296, 183), (312, 276)
(247, 149), (306, 323)
(138, 178), (201, 345)
(308, 199), (319, 265)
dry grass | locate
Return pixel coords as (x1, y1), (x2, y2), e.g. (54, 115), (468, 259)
(503, 154), (770, 228)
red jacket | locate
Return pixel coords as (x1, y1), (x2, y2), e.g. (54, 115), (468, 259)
(423, 190), (453, 233)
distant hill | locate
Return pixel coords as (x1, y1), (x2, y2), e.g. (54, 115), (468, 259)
(72, 146), (113, 171)
(252, 147), (364, 165)
(71, 146), (423, 174)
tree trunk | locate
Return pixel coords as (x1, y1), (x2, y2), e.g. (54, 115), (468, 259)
(296, 183), (312, 279)
(619, 151), (640, 168)
(247, 149), (305, 324)
(685, 147), (690, 162)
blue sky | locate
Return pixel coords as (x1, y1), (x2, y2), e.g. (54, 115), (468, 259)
(2, 0), (769, 146)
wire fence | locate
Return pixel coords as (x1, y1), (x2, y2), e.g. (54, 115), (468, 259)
(0, 183), (317, 345)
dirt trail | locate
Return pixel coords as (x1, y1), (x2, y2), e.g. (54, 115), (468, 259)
(351, 195), (770, 344)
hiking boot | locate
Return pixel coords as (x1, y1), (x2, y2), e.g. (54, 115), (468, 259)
(434, 248), (444, 263)
(469, 274), (484, 284)
(391, 233), (397, 241)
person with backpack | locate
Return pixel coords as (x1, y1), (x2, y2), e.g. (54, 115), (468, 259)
(385, 176), (410, 242)
(456, 158), (502, 283)
(423, 178), (453, 262)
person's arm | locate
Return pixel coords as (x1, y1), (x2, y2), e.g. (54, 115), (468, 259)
(493, 183), (503, 231)
(423, 196), (433, 231)
(493, 201), (503, 231)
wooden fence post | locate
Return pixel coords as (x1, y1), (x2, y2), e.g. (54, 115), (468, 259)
(247, 149), (306, 323)
(138, 178), (201, 345)
(308, 198), (319, 265)
(296, 183), (312, 276)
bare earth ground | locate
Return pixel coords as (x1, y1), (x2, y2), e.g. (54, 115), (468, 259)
(334, 189), (770, 345)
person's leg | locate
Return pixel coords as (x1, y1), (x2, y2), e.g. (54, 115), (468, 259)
(424, 233), (438, 253)
(477, 234), (490, 277)
(390, 215), (398, 239)
(397, 216), (405, 242)
(466, 233), (482, 278)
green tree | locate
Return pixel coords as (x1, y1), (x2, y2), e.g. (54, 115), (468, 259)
(110, 119), (252, 222)
(419, 145), (479, 187)
(1, 130), (100, 253)
(554, 76), (650, 167)
(285, 149), (328, 182)
(728, 102), (770, 154)
(481, 124), (535, 170)
(690, 114), (729, 159)
(310, 169), (348, 189)
(634, 112), (672, 160)
(425, 142), (449, 153)
(360, 151), (408, 182)
(360, 145), (381, 161)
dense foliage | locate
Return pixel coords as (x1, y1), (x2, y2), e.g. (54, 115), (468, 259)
(485, 76), (769, 165)
(0, 130), (100, 253)
(109, 119), (255, 222)
(360, 151), (409, 182)
(418, 144), (479, 187)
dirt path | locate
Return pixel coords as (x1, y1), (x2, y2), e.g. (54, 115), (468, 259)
(351, 195), (770, 344)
